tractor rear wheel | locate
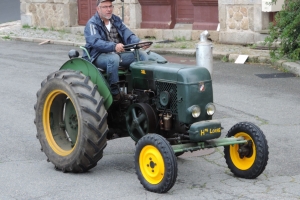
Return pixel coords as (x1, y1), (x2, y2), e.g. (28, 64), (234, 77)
(224, 122), (269, 179)
(135, 134), (177, 193)
(34, 70), (108, 172)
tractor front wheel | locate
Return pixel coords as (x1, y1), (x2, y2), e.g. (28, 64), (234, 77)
(34, 70), (108, 172)
(224, 122), (269, 179)
(134, 134), (177, 193)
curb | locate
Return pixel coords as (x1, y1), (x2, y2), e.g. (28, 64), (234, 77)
(0, 35), (85, 47)
(274, 60), (300, 76)
(1, 35), (300, 77)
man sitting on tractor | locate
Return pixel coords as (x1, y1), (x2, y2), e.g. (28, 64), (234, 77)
(83, 0), (151, 101)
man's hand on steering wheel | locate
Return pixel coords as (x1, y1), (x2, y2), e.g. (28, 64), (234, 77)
(115, 43), (124, 53)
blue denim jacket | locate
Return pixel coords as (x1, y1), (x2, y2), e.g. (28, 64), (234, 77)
(83, 13), (140, 63)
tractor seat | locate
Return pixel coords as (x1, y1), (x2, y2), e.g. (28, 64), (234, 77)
(97, 66), (128, 76)
(80, 46), (128, 75)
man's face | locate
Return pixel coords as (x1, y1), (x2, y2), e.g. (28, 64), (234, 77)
(97, 1), (113, 20)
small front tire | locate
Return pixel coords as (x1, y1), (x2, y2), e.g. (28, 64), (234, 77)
(134, 134), (177, 193)
(224, 122), (269, 179)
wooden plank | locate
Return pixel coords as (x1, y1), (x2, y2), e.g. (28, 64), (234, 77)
(38, 40), (50, 45)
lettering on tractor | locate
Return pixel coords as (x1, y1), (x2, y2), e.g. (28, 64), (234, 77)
(210, 128), (221, 134)
(199, 127), (221, 136)
(200, 128), (209, 136)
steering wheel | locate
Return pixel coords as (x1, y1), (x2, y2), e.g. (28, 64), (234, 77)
(123, 41), (153, 50)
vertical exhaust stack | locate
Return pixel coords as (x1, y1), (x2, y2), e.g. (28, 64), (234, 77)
(196, 30), (213, 77)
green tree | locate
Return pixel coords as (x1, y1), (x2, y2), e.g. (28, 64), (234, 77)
(265, 0), (300, 60)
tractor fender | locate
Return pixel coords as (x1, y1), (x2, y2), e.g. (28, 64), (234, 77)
(60, 58), (113, 109)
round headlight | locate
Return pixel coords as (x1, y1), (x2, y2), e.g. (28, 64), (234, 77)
(191, 106), (201, 118)
(206, 103), (216, 116)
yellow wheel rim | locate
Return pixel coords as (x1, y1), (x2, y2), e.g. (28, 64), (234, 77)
(229, 132), (256, 170)
(139, 145), (165, 184)
(43, 90), (78, 156)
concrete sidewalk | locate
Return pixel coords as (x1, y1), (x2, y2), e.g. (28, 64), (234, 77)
(1, 21), (299, 76)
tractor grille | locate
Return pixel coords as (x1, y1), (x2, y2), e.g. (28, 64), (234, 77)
(155, 81), (178, 114)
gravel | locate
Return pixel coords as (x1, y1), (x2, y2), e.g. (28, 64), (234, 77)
(0, 21), (85, 43)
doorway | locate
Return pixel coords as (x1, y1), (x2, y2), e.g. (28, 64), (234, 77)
(175, 0), (194, 23)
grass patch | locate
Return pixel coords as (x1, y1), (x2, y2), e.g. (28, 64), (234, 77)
(245, 43), (257, 49)
(174, 36), (186, 42)
(2, 35), (10, 40)
(275, 65), (290, 73)
(221, 55), (229, 62)
(22, 24), (30, 29)
(144, 36), (156, 40)
(41, 28), (49, 32)
(180, 44), (187, 49)
(58, 29), (66, 34)
(57, 28), (70, 34)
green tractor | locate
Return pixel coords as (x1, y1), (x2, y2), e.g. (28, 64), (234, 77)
(34, 42), (269, 193)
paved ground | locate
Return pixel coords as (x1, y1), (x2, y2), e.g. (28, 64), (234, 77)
(0, 39), (300, 199)
(0, 0), (20, 24)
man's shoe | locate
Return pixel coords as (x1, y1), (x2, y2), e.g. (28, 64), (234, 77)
(113, 93), (121, 102)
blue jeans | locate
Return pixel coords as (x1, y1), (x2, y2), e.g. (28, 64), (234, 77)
(94, 50), (148, 95)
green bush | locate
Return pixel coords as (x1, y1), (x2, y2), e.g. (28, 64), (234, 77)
(264, 0), (300, 60)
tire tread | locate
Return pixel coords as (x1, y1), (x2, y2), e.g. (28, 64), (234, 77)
(35, 70), (108, 173)
(135, 134), (177, 193)
(224, 122), (269, 179)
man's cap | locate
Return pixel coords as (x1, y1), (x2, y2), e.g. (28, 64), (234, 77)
(97, 0), (114, 6)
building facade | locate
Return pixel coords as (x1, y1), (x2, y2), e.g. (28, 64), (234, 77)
(20, 0), (279, 44)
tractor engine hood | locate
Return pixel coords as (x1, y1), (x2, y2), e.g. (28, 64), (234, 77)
(130, 61), (211, 90)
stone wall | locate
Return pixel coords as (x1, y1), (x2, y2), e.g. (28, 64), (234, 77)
(20, 0), (78, 29)
(218, 0), (271, 44)
(20, 0), (140, 29)
(113, 0), (141, 28)
(227, 6), (252, 31)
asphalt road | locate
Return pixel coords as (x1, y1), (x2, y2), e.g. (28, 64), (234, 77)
(0, 0), (20, 24)
(0, 40), (300, 199)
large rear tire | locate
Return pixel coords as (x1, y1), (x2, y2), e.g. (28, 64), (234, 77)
(135, 134), (177, 193)
(34, 70), (108, 172)
(224, 122), (269, 179)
